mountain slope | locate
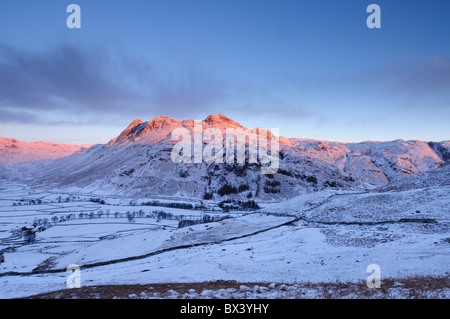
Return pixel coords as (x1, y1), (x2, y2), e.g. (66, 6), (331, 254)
(0, 137), (92, 165)
(284, 139), (445, 185)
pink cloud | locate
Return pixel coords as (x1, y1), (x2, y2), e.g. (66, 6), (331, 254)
(433, 56), (450, 68)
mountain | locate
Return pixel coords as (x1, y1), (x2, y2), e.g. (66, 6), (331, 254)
(106, 114), (269, 147)
(283, 138), (447, 186)
(0, 137), (92, 166)
(2, 114), (449, 200)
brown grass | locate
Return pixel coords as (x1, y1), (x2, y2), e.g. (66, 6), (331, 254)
(23, 275), (449, 299)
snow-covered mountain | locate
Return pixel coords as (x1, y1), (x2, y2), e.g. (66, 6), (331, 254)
(284, 138), (447, 186)
(2, 114), (449, 200)
(0, 137), (91, 166)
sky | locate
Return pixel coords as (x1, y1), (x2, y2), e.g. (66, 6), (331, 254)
(0, 0), (449, 144)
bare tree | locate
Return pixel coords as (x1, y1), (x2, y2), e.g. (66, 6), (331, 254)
(127, 211), (135, 223)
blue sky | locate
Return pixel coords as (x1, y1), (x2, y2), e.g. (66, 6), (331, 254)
(0, 0), (449, 144)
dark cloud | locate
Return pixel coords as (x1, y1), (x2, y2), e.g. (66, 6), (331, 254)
(0, 43), (329, 127)
(389, 57), (450, 100)
(0, 43), (233, 125)
(0, 44), (131, 115)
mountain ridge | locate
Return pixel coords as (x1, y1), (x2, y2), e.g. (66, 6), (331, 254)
(1, 114), (449, 200)
(0, 137), (93, 165)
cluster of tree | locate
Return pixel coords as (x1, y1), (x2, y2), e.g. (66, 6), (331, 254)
(263, 186), (280, 194)
(119, 168), (135, 177)
(89, 198), (106, 205)
(13, 198), (43, 206)
(140, 200), (201, 210)
(206, 188), (254, 199)
(217, 184), (238, 196)
(126, 210), (231, 226)
(238, 184), (250, 192)
(178, 214), (233, 228)
(56, 195), (79, 203)
(324, 180), (338, 187)
(306, 176), (318, 185)
(17, 224), (50, 245)
(12, 195), (105, 206)
(263, 179), (281, 194)
(203, 192), (214, 200)
(265, 180), (281, 187)
(125, 210), (175, 222)
(78, 210), (111, 219)
(76, 209), (179, 222)
(33, 214), (77, 227)
(216, 183), (252, 197)
(218, 199), (260, 211)
(21, 227), (37, 244)
(277, 168), (293, 177)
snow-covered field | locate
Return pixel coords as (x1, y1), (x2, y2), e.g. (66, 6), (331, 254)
(0, 172), (448, 299)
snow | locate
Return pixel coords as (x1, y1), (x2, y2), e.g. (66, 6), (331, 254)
(0, 115), (448, 299)
(0, 168), (448, 299)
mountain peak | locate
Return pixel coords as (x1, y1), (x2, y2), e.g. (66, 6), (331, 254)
(148, 115), (173, 126)
(149, 115), (172, 123)
(107, 116), (184, 147)
(147, 116), (180, 130)
(127, 119), (144, 130)
(106, 118), (144, 147)
(204, 114), (242, 128)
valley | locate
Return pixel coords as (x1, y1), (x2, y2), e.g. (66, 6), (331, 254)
(0, 168), (448, 298)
